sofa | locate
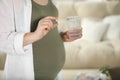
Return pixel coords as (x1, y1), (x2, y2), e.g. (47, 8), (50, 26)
(0, 0), (120, 80)
(53, 0), (120, 80)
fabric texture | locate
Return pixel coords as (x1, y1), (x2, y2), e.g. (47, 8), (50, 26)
(103, 15), (120, 40)
(1, 0), (35, 80)
(31, 0), (65, 80)
(81, 18), (109, 42)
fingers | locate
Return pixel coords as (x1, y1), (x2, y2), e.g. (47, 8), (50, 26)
(44, 16), (58, 20)
(63, 29), (83, 42)
(40, 24), (51, 31)
(39, 16), (58, 30)
(40, 20), (53, 30)
(35, 16), (58, 38)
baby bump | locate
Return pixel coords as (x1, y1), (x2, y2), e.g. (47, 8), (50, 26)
(33, 28), (65, 79)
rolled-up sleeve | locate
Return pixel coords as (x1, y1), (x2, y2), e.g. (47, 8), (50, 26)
(0, 32), (28, 55)
(0, 0), (29, 55)
(14, 32), (27, 54)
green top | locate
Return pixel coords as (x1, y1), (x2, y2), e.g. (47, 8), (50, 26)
(31, 0), (65, 80)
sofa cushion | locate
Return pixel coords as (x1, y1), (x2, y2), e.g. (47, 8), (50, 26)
(63, 39), (120, 69)
(109, 39), (120, 67)
(103, 15), (120, 40)
(74, 2), (108, 19)
(81, 18), (109, 42)
(106, 1), (120, 15)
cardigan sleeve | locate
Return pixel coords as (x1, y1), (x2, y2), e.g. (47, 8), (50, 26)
(0, 0), (29, 55)
(0, 32), (27, 55)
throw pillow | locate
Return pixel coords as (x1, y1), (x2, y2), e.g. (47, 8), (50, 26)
(81, 18), (109, 42)
(103, 15), (120, 40)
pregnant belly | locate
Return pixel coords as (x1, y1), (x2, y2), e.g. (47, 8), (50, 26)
(33, 28), (65, 79)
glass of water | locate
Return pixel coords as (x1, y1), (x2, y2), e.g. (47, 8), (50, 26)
(66, 16), (81, 39)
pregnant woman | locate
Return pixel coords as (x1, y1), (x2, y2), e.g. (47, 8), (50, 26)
(0, 0), (82, 80)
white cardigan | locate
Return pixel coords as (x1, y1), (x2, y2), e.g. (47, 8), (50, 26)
(0, 0), (34, 80)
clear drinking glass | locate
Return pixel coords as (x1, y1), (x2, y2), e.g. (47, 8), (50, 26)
(66, 16), (81, 39)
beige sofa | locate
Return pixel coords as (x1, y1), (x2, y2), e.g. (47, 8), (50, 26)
(0, 0), (120, 80)
(54, 0), (120, 80)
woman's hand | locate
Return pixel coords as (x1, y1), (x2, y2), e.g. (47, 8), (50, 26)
(60, 28), (82, 42)
(34, 16), (58, 40)
(23, 16), (58, 46)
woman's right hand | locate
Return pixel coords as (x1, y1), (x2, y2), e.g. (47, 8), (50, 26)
(23, 16), (58, 46)
(34, 16), (58, 40)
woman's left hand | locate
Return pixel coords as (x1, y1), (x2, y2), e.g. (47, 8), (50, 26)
(60, 28), (82, 42)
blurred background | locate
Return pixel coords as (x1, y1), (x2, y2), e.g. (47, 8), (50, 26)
(0, 0), (120, 80)
(53, 0), (120, 80)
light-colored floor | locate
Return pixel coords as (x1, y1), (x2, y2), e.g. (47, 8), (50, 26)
(60, 69), (98, 80)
